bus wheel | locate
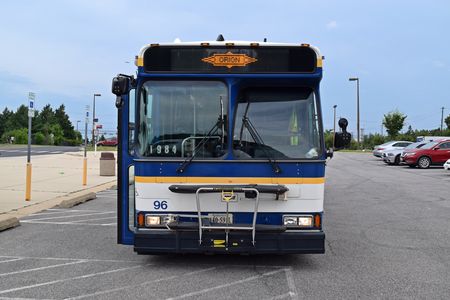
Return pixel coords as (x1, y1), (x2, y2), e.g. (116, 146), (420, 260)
(418, 157), (431, 169)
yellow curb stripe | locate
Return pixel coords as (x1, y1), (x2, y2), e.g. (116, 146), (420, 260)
(135, 176), (325, 184)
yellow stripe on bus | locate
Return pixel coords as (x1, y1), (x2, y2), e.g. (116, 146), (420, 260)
(135, 176), (325, 184)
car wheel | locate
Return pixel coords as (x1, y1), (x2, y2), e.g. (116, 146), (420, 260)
(394, 155), (400, 165)
(418, 156), (431, 169)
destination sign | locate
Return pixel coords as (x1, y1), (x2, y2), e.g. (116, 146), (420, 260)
(143, 46), (317, 73)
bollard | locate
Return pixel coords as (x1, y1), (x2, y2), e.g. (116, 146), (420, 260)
(82, 157), (87, 185)
(25, 163), (32, 201)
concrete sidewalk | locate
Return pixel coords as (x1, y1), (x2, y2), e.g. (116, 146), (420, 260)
(0, 151), (117, 229)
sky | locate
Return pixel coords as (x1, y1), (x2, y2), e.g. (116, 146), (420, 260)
(1, 0), (449, 137)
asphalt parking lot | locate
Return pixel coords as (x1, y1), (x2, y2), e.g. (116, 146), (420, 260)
(0, 152), (449, 299)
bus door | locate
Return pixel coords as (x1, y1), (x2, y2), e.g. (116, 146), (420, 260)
(113, 76), (136, 245)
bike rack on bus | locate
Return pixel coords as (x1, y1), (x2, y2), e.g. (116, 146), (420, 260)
(168, 184), (289, 247)
(195, 187), (260, 247)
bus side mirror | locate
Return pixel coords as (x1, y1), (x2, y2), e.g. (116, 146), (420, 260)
(112, 75), (135, 108)
(334, 118), (352, 149)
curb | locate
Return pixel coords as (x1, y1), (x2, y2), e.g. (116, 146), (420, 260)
(0, 215), (20, 232)
(0, 180), (116, 232)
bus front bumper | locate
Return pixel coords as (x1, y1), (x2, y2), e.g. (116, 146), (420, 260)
(134, 230), (325, 254)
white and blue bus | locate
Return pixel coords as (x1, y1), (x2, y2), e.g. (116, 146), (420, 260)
(112, 37), (350, 254)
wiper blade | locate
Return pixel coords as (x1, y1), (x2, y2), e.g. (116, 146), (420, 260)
(241, 116), (282, 174)
(176, 116), (224, 174)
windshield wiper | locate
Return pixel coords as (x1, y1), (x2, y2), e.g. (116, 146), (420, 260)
(176, 115), (224, 174)
(241, 114), (282, 174)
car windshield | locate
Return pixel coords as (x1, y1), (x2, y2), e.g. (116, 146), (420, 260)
(405, 142), (423, 149)
(137, 81), (228, 158)
(421, 142), (438, 149)
(233, 87), (321, 159)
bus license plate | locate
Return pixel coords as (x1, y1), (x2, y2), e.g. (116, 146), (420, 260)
(208, 214), (232, 224)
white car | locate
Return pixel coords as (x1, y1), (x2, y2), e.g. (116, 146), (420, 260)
(444, 159), (450, 171)
(373, 141), (413, 158)
(382, 142), (427, 165)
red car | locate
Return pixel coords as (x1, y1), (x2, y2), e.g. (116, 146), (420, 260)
(403, 139), (450, 168)
(96, 137), (118, 146)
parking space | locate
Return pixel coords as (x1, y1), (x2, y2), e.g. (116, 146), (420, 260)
(0, 153), (449, 299)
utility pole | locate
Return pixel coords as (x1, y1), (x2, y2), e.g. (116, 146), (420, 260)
(333, 105), (337, 148)
(349, 77), (360, 147)
(83, 105), (89, 186)
(441, 107), (445, 132)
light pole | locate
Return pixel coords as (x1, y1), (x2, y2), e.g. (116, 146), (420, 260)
(349, 77), (360, 147)
(76, 120), (81, 132)
(333, 105), (337, 148)
(441, 107), (445, 132)
(92, 93), (101, 146)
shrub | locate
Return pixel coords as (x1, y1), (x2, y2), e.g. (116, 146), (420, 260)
(34, 132), (45, 145)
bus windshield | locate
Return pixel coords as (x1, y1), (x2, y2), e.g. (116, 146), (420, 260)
(138, 81), (228, 158)
(233, 87), (321, 159)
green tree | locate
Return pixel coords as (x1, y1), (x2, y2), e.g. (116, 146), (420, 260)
(445, 114), (450, 130)
(0, 108), (14, 137)
(55, 104), (76, 140)
(10, 105), (28, 130)
(383, 110), (407, 138)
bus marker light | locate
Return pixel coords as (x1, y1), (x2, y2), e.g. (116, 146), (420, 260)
(314, 215), (321, 228)
(137, 213), (145, 226)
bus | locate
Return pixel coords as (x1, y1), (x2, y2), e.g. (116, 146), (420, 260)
(112, 37), (350, 254)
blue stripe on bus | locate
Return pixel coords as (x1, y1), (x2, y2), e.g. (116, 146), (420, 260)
(134, 161), (325, 178)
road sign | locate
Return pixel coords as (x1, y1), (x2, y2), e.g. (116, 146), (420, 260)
(96, 124), (103, 129)
(93, 118), (99, 122)
(28, 92), (35, 118)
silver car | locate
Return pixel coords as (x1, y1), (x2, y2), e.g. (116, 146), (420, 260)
(373, 141), (412, 158)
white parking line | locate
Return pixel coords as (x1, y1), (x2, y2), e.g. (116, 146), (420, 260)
(0, 258), (24, 264)
(24, 211), (115, 221)
(165, 269), (286, 300)
(0, 260), (87, 277)
(0, 265), (145, 295)
(65, 267), (217, 300)
(0, 255), (140, 264)
(284, 268), (299, 300)
(20, 220), (116, 226)
(70, 216), (116, 223)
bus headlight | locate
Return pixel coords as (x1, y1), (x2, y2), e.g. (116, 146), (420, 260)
(283, 215), (314, 228)
(283, 216), (298, 226)
(144, 214), (177, 227)
(145, 215), (161, 226)
(298, 216), (313, 227)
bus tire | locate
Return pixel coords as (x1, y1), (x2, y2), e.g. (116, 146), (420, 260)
(418, 156), (431, 169)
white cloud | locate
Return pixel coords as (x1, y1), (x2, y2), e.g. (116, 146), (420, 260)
(432, 60), (446, 68)
(326, 20), (338, 30)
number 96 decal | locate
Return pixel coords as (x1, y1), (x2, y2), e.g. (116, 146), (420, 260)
(153, 200), (168, 210)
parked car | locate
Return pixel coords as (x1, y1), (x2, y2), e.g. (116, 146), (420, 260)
(382, 142), (427, 165)
(373, 141), (413, 158)
(403, 140), (450, 168)
(96, 137), (118, 146)
(444, 159), (450, 171)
